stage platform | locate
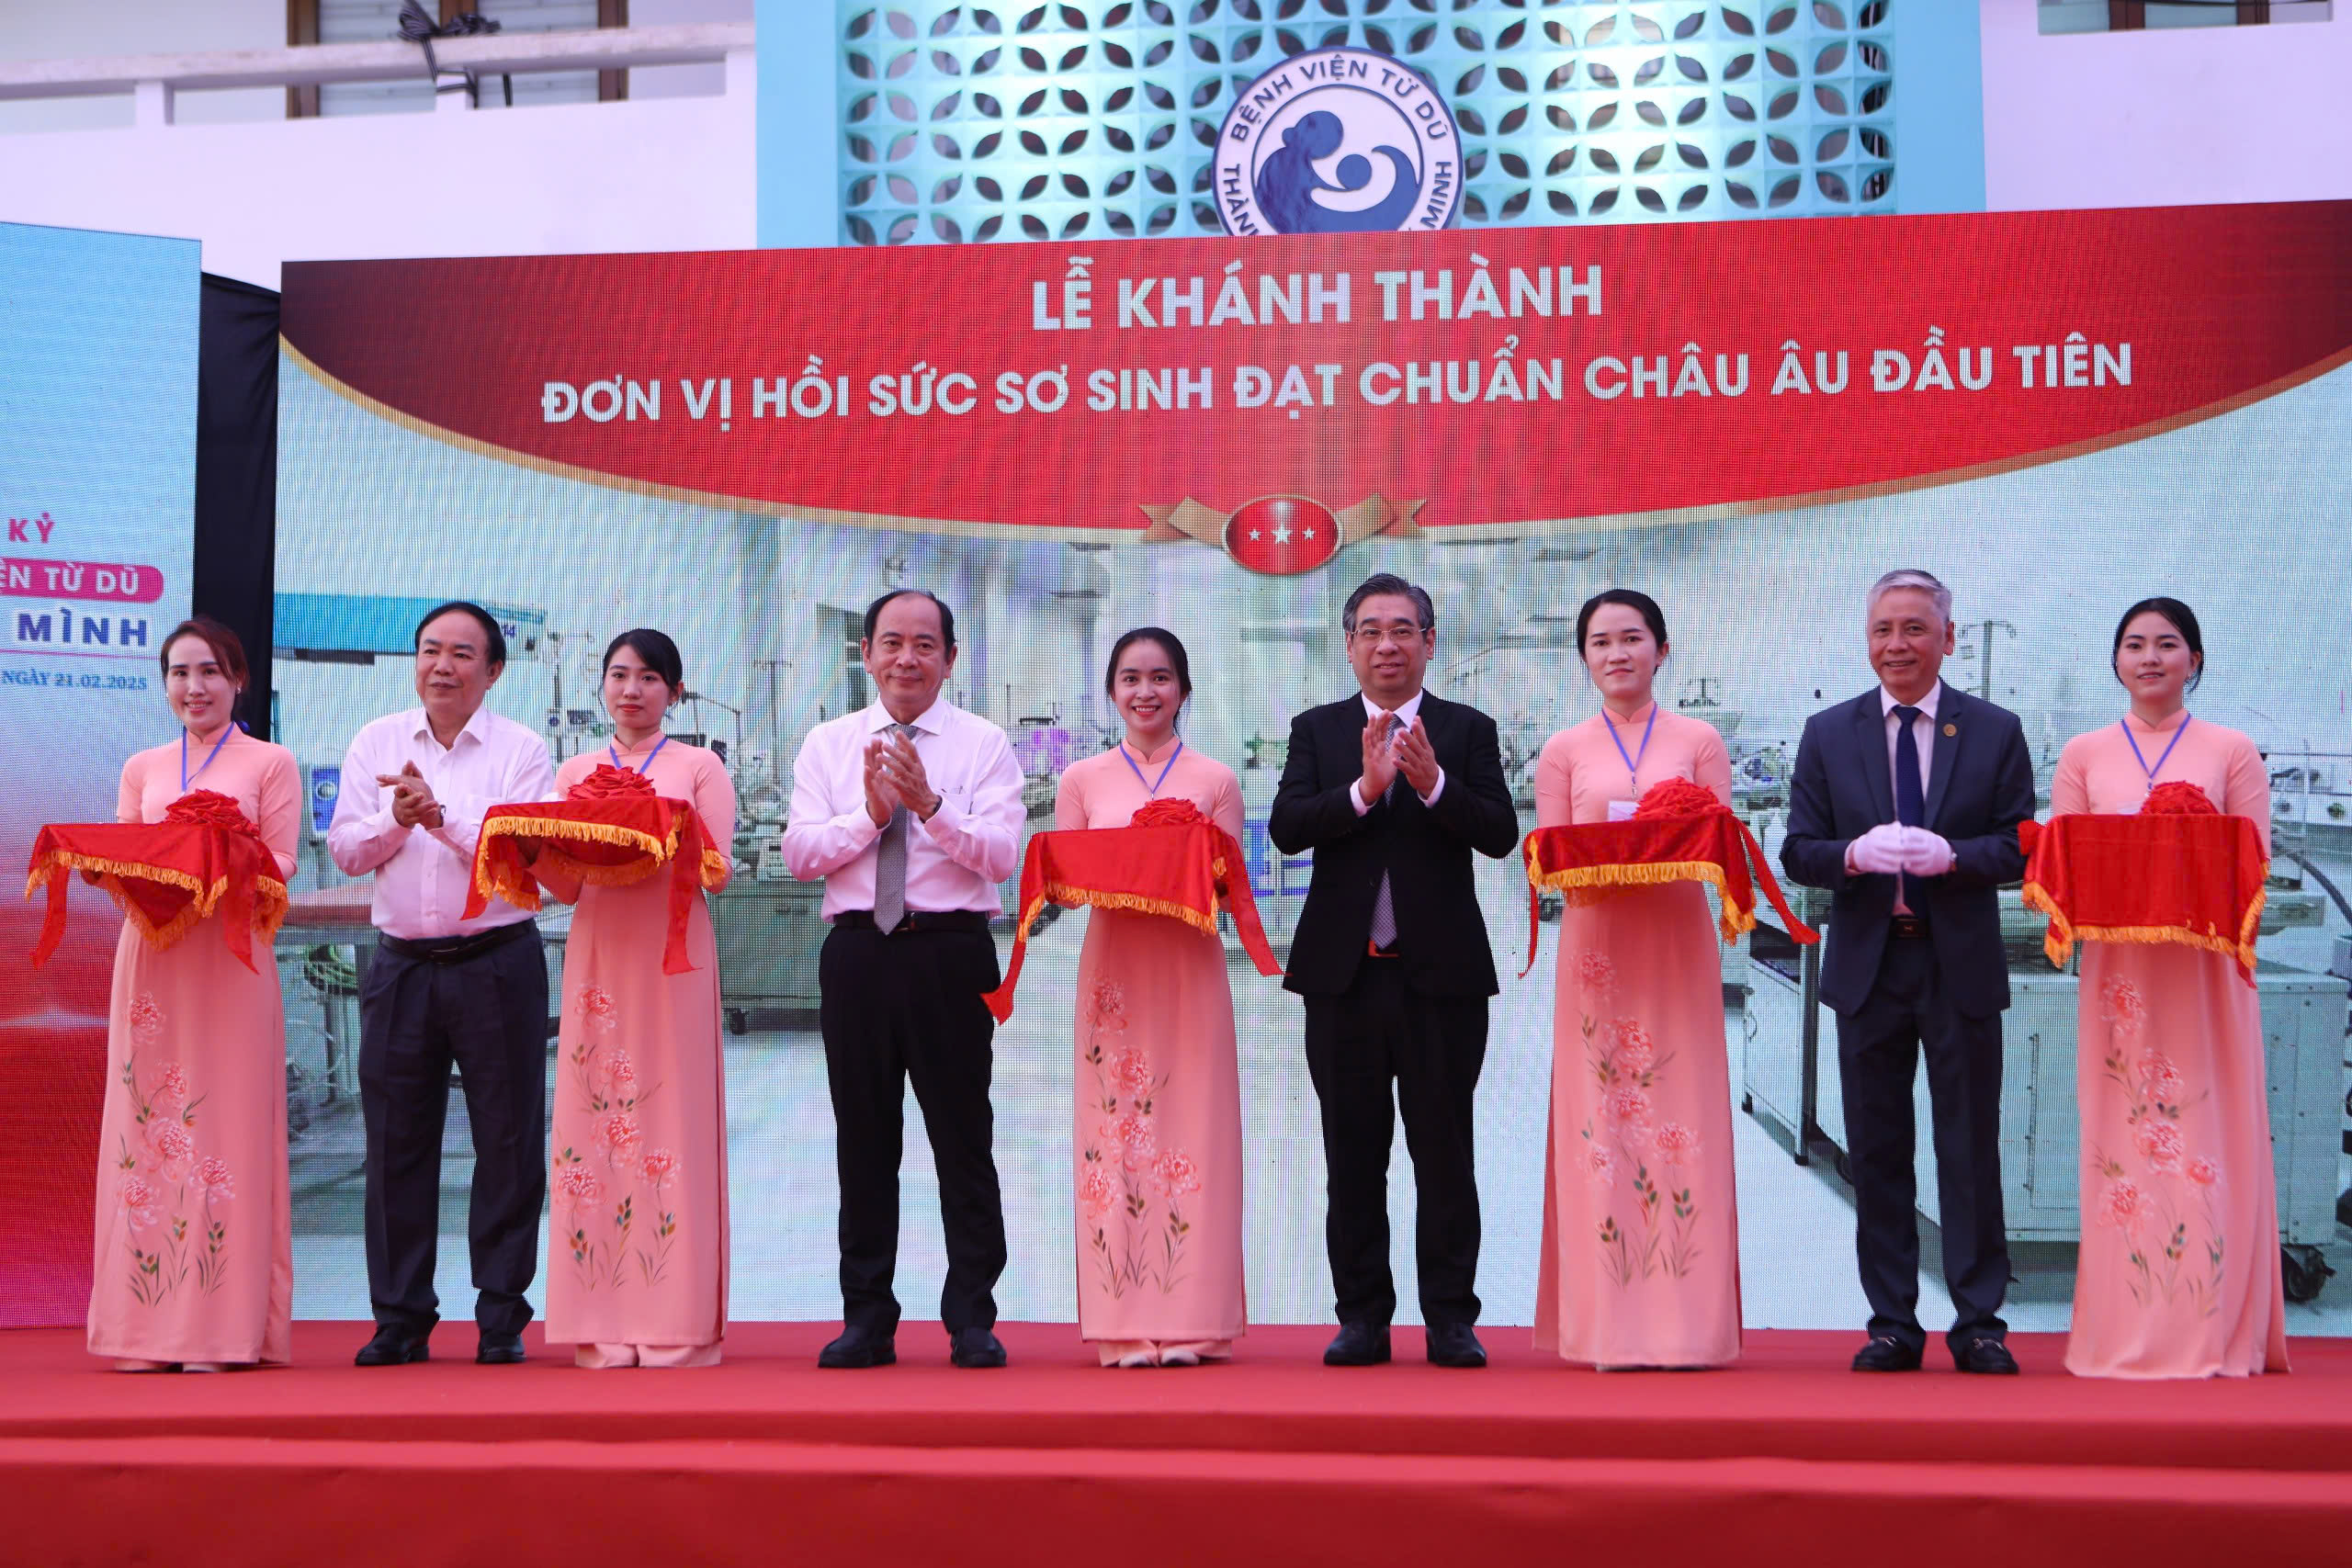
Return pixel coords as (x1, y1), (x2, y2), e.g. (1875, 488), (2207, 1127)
(4, 1323), (2349, 1565)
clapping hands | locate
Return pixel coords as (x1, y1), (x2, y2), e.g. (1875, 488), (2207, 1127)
(377, 761), (444, 831)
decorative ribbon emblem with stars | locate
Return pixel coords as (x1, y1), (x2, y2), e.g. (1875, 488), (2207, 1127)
(1138, 494), (1424, 576)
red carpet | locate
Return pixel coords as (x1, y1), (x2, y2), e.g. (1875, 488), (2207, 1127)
(5, 1323), (2349, 1565)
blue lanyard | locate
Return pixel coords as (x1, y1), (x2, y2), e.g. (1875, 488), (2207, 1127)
(610, 734), (670, 774)
(179, 725), (236, 793)
(1602, 704), (1657, 797)
(1116, 738), (1183, 797)
(2120, 714), (2190, 788)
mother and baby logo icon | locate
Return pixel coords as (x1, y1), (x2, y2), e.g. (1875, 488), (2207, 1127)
(1216, 48), (1464, 237)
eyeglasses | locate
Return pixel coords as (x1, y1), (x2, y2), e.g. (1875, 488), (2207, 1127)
(1351, 622), (1427, 646)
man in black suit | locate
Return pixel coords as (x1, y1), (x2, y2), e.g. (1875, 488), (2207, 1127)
(1781, 569), (2032, 1376)
(1270, 572), (1520, 1370)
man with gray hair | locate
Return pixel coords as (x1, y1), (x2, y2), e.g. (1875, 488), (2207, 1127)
(1781, 569), (2033, 1375)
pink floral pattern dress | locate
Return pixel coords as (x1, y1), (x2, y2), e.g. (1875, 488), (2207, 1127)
(89, 731), (299, 1367)
(1055, 741), (1248, 1365)
(2052, 714), (2289, 1378)
(1532, 709), (1743, 1368)
(539, 740), (736, 1368)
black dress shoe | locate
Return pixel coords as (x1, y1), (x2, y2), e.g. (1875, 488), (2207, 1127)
(1850, 1334), (1923, 1372)
(354, 1325), (431, 1367)
(817, 1325), (898, 1369)
(476, 1333), (526, 1365)
(949, 1327), (1007, 1369)
(1323, 1322), (1392, 1367)
(1953, 1337), (2019, 1375)
(1424, 1321), (1487, 1369)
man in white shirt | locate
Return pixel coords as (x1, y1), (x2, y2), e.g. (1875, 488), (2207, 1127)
(785, 589), (1024, 1371)
(327, 602), (557, 1369)
(1781, 570), (2033, 1377)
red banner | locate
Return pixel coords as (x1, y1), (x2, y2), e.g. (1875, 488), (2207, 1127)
(281, 203), (2352, 568)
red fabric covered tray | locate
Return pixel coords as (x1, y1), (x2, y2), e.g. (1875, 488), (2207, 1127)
(465, 765), (727, 976)
(984, 798), (1281, 1022)
(26, 791), (288, 974)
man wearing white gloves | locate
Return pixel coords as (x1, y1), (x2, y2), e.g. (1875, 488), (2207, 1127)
(1781, 570), (2033, 1377)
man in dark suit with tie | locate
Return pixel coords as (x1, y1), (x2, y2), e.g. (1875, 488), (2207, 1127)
(1271, 572), (1521, 1370)
(1781, 569), (2033, 1375)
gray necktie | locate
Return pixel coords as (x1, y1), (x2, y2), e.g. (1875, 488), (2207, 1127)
(872, 723), (915, 932)
(1369, 728), (1400, 951)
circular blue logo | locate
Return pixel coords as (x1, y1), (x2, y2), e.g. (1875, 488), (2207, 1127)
(1215, 48), (1464, 237)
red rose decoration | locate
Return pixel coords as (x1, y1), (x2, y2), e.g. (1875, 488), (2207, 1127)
(1129, 797), (1207, 829)
(1634, 776), (1723, 819)
(164, 788), (269, 852)
(2142, 781), (2220, 816)
(567, 763), (658, 802)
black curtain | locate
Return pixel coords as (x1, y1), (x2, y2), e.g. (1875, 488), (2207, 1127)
(193, 274), (279, 737)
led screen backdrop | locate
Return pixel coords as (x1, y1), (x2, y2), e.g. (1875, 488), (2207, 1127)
(274, 203), (2352, 1328)
(0, 221), (198, 1325)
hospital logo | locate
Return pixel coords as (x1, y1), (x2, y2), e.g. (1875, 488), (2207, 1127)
(1215, 47), (1463, 237)
(1139, 495), (1424, 577)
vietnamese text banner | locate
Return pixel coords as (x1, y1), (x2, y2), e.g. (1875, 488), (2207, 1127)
(281, 202), (2352, 573)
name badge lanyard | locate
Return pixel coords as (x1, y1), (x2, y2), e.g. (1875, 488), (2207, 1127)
(1605, 703), (1659, 801)
(180, 723), (237, 793)
(611, 734), (671, 775)
(2120, 715), (2190, 794)
(1118, 738), (1184, 798)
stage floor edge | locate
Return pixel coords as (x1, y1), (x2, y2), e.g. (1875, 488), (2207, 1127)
(6, 1322), (2350, 1567)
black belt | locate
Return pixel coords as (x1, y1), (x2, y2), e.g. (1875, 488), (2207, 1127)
(1889, 914), (1930, 939)
(833, 909), (992, 935)
(379, 920), (537, 964)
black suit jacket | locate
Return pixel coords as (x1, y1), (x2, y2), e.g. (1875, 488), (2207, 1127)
(1269, 692), (1520, 999)
(1779, 684), (2033, 1020)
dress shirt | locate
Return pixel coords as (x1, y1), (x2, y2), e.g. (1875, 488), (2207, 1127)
(326, 705), (558, 940)
(1846, 680), (1944, 907)
(1347, 689), (1448, 815)
(783, 696), (1024, 921)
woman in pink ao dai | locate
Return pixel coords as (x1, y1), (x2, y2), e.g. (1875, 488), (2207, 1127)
(2051, 598), (2287, 1379)
(536, 630), (736, 1369)
(1054, 627), (1247, 1368)
(89, 619), (297, 1372)
(1532, 591), (1741, 1370)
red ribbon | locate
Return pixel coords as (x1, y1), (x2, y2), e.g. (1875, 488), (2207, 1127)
(984, 807), (1282, 1022)
(2018, 790), (2266, 985)
(27, 792), (284, 973)
(1520, 792), (1817, 977)
(464, 777), (724, 976)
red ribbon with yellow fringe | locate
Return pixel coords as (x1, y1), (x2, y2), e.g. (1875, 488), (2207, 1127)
(983, 798), (1282, 1022)
(2018, 785), (2266, 986)
(25, 790), (289, 974)
(1520, 777), (1817, 977)
(464, 765), (729, 975)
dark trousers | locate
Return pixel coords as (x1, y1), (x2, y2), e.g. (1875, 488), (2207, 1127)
(358, 924), (548, 1337)
(1303, 961), (1487, 1328)
(1834, 932), (2010, 1353)
(819, 921), (1007, 1337)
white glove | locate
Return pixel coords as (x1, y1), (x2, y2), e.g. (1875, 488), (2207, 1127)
(1847, 822), (1907, 875)
(1899, 828), (1954, 876)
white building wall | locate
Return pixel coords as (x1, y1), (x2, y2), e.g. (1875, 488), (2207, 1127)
(0, 0), (286, 131)
(0, 71), (754, 288)
(5, 1), (2351, 294)
(1979, 0), (2352, 211)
